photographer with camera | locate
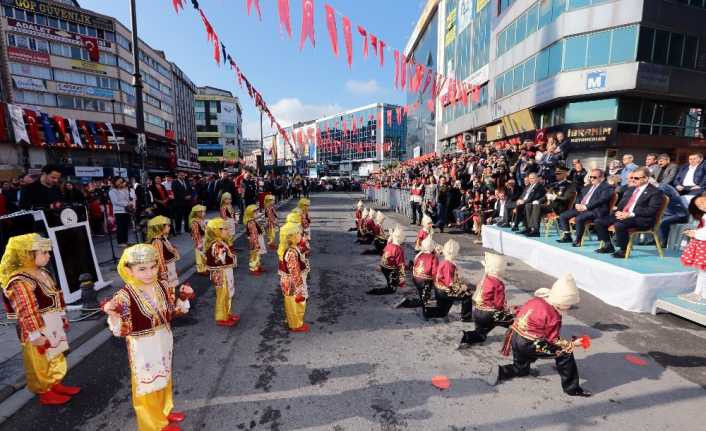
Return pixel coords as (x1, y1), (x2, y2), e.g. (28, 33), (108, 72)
(109, 177), (135, 247)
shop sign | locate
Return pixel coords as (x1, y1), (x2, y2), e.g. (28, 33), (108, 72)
(12, 76), (46, 91)
(70, 59), (106, 75)
(586, 70), (607, 91)
(444, 8), (457, 46)
(7, 46), (50, 65)
(56, 82), (84, 95)
(564, 123), (616, 146)
(84, 86), (114, 98)
(113, 168), (127, 178)
(164, 129), (176, 140)
(6, 18), (111, 48)
(74, 166), (104, 177)
(3, 0), (114, 31)
(500, 109), (536, 136)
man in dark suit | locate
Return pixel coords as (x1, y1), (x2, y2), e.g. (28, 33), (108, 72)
(655, 154), (678, 185)
(512, 173), (546, 233)
(593, 167), (664, 258)
(171, 172), (193, 234)
(557, 169), (613, 246)
(498, 180), (521, 227)
(673, 153), (706, 196)
(525, 166), (576, 237)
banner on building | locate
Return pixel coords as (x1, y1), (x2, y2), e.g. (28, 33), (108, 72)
(7, 46), (50, 65)
(4, 0), (115, 31)
(6, 19), (112, 48)
(8, 104), (29, 145)
(12, 76), (46, 91)
(74, 166), (105, 177)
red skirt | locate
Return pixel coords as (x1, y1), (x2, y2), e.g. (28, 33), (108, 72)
(681, 239), (706, 271)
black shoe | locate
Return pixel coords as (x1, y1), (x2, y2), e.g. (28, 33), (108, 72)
(556, 235), (573, 243)
(612, 250), (626, 258)
(526, 229), (540, 237)
(518, 229), (530, 235)
(511, 226), (519, 232)
(366, 288), (395, 295)
(571, 242), (582, 247)
(566, 388), (592, 397)
(595, 245), (616, 254)
(497, 223), (510, 228)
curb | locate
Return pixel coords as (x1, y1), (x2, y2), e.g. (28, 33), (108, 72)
(0, 198), (293, 422)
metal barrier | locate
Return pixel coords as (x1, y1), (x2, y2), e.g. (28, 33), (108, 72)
(363, 187), (412, 219)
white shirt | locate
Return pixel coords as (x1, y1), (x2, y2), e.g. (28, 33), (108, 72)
(522, 184), (535, 200)
(626, 184), (648, 216)
(683, 165), (698, 187)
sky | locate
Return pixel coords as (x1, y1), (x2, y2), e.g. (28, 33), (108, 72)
(78, 0), (427, 139)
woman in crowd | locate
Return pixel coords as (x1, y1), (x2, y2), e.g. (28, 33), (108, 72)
(109, 177), (135, 247)
(102, 244), (194, 430)
(0, 234), (80, 406)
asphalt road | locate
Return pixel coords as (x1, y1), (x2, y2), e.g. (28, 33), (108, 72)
(2, 193), (706, 430)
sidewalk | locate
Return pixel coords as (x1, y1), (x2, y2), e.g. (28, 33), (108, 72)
(0, 202), (289, 406)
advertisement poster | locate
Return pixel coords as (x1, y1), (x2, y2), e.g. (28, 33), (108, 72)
(7, 46), (50, 65)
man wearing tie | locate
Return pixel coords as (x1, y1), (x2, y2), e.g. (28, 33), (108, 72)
(592, 167), (664, 258)
(172, 172), (193, 234)
(673, 153), (706, 197)
(557, 169), (613, 247)
(512, 173), (546, 233)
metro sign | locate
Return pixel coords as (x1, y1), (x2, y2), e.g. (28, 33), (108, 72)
(586, 71), (607, 91)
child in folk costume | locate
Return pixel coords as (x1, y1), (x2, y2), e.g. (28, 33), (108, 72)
(147, 216), (180, 298)
(0, 234), (80, 406)
(204, 218), (239, 327)
(244, 204), (266, 275)
(287, 210), (310, 285)
(219, 192), (237, 243)
(414, 215), (435, 251)
(188, 205), (207, 275)
(298, 198), (312, 239)
(264, 194), (278, 250)
(680, 195), (706, 304)
(486, 274), (591, 397)
(432, 240), (473, 321)
(459, 252), (514, 348)
(350, 200), (364, 232)
(363, 211), (388, 255)
(368, 226), (406, 295)
(278, 221), (310, 332)
(396, 236), (439, 314)
(102, 244), (194, 430)
(356, 208), (371, 243)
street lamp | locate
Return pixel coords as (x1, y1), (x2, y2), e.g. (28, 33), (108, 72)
(110, 98), (123, 178)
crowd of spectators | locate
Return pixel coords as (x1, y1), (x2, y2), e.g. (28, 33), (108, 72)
(1, 164), (315, 247)
(365, 133), (699, 255)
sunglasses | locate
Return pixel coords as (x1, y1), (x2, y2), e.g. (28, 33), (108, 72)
(589, 176), (599, 179)
(631, 176), (645, 180)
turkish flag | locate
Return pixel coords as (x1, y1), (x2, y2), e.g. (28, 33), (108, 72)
(400, 54), (407, 89)
(471, 85), (481, 103)
(300, 0), (315, 50)
(52, 115), (72, 147)
(79, 121), (95, 150)
(396, 107), (402, 125)
(386, 110), (392, 127)
(247, 0), (262, 20)
(357, 26), (368, 59)
(324, 4), (338, 57)
(278, 0), (292, 38)
(80, 35), (100, 62)
(23, 109), (42, 147)
(342, 16), (353, 69)
(378, 39), (385, 66)
(394, 50), (400, 88)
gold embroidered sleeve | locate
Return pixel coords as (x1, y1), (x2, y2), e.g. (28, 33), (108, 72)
(6, 280), (44, 336)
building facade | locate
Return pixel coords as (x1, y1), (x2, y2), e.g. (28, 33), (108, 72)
(407, 0), (706, 167)
(195, 86), (242, 174)
(170, 61), (199, 174)
(0, 0), (203, 181)
(241, 138), (260, 156)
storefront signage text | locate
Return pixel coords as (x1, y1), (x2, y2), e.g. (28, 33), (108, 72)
(4, 0), (114, 31)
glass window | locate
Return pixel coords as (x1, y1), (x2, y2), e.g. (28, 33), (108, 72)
(57, 95), (74, 109)
(48, 17), (58, 28)
(552, 0), (566, 20)
(587, 31), (611, 67)
(683, 35), (698, 68)
(36, 14), (46, 26)
(564, 35), (587, 70)
(503, 71), (513, 95)
(653, 30), (669, 64)
(496, 75), (504, 99)
(516, 13), (527, 43)
(25, 12), (34, 23)
(668, 33), (684, 66)
(14, 9), (25, 21)
(539, 0), (553, 28)
(506, 21), (516, 49)
(548, 42), (563, 76)
(637, 27), (654, 62)
(513, 65), (523, 91)
(526, 4), (539, 35)
(523, 56), (536, 87)
(536, 49), (550, 81)
(3, 6), (12, 17)
(565, 99), (617, 123)
(618, 98), (642, 123)
(611, 25), (638, 64)
(59, 19), (68, 31)
(87, 27), (97, 37)
(69, 22), (78, 33)
(10, 62), (51, 79)
(498, 30), (506, 55)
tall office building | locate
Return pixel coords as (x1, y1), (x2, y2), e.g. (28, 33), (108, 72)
(195, 86), (242, 173)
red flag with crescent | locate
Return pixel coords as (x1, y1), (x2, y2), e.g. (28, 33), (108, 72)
(23, 109), (42, 147)
(247, 0), (262, 20)
(324, 4), (338, 57)
(357, 26), (368, 59)
(300, 0), (315, 50)
(80, 36), (100, 62)
(278, 0), (292, 38)
(342, 16), (353, 68)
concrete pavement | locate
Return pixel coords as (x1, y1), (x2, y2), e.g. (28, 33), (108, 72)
(0, 193), (704, 430)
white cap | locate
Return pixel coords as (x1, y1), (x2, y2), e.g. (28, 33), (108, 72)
(443, 239), (460, 261)
(391, 224), (405, 245)
(483, 252), (506, 277)
(420, 236), (434, 253)
(422, 214), (433, 228)
(534, 274), (580, 308)
(374, 211), (386, 225)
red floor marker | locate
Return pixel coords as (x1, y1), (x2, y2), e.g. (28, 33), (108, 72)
(625, 354), (648, 366)
(431, 375), (451, 390)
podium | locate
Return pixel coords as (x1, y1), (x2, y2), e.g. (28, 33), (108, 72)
(0, 208), (111, 304)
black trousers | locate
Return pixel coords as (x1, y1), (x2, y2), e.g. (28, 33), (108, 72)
(367, 267), (399, 295)
(512, 203), (528, 228)
(433, 288), (473, 320)
(498, 333), (581, 394)
(359, 232), (374, 244)
(594, 215), (652, 249)
(410, 201), (423, 224)
(115, 213), (130, 244)
(373, 238), (387, 254)
(461, 309), (514, 344)
(526, 203), (554, 231)
(559, 209), (596, 240)
(173, 203), (187, 233)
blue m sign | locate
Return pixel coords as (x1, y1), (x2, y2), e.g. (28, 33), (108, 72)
(586, 71), (607, 90)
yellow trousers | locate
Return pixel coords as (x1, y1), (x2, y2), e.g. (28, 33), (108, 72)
(249, 250), (261, 272)
(131, 374), (173, 431)
(267, 227), (276, 247)
(214, 284), (232, 321)
(22, 343), (67, 394)
(195, 249), (206, 273)
(283, 295), (307, 329)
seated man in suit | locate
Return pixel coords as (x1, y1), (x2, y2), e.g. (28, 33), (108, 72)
(525, 166), (576, 237)
(673, 153), (706, 196)
(593, 167), (665, 258)
(498, 180), (521, 227)
(557, 169), (614, 247)
(655, 153), (678, 186)
(512, 173), (546, 234)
